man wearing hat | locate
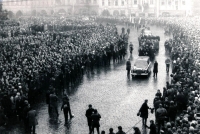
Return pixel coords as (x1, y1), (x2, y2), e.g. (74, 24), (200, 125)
(86, 104), (94, 133)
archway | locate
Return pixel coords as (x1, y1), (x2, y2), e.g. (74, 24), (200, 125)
(113, 10), (119, 16)
(101, 10), (110, 16)
(41, 10), (47, 16)
(8, 11), (14, 18)
(16, 10), (23, 18)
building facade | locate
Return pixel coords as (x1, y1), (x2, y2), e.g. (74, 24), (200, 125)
(99, 0), (156, 17)
(2, 0), (193, 18)
(158, 0), (192, 16)
(192, 0), (200, 16)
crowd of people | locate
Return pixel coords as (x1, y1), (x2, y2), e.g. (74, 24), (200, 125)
(0, 16), (129, 133)
(2, 14), (200, 134)
(136, 17), (200, 134)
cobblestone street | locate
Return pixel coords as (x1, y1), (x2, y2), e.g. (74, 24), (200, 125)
(6, 25), (172, 134)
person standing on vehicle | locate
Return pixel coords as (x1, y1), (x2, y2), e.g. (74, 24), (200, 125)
(126, 58), (131, 77)
(153, 61), (158, 78)
(165, 58), (170, 73)
(86, 104), (95, 133)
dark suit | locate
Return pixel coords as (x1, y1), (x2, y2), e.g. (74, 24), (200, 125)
(49, 94), (59, 116)
(149, 123), (157, 134)
(90, 112), (101, 134)
(139, 102), (149, 125)
(126, 60), (131, 76)
(85, 108), (94, 132)
(27, 109), (37, 134)
(153, 62), (158, 77)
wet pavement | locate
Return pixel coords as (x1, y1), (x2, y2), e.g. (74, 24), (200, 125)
(5, 25), (171, 134)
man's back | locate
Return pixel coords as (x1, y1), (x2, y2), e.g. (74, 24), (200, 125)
(156, 107), (167, 119)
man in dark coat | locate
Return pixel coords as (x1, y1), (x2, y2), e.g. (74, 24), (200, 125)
(62, 94), (74, 118)
(146, 120), (157, 134)
(49, 91), (59, 117)
(90, 109), (101, 134)
(0, 108), (7, 126)
(126, 58), (131, 77)
(61, 94), (74, 124)
(168, 101), (177, 122)
(138, 99), (151, 126)
(85, 104), (94, 133)
(22, 101), (30, 132)
(27, 107), (37, 134)
(153, 61), (158, 78)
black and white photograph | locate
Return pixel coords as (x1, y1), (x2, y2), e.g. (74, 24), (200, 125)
(0, 0), (200, 134)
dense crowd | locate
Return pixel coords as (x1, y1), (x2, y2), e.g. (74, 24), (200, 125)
(82, 17), (200, 134)
(0, 17), (129, 133)
(137, 17), (200, 134)
(2, 15), (200, 134)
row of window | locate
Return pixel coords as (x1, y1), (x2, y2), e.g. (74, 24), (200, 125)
(161, 0), (186, 6)
(102, 0), (154, 6)
(77, 0), (97, 4)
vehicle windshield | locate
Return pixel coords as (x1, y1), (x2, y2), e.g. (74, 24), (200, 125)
(135, 60), (148, 68)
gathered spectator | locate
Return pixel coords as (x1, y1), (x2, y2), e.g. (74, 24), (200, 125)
(27, 107), (37, 134)
(145, 120), (156, 134)
(90, 109), (101, 134)
(109, 128), (115, 134)
(133, 127), (141, 134)
(116, 126), (126, 134)
(156, 104), (167, 134)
